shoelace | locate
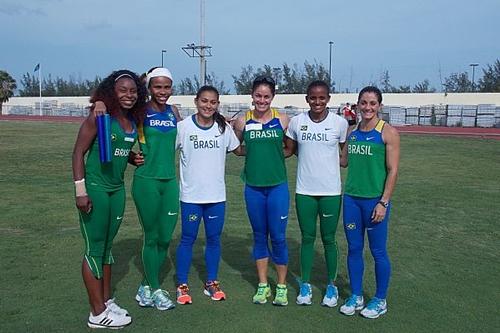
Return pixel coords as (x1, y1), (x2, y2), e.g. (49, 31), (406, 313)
(256, 285), (268, 296)
(300, 283), (311, 296)
(276, 286), (287, 298)
(206, 281), (221, 293)
(366, 299), (382, 310)
(178, 285), (189, 295)
(346, 295), (360, 306)
(325, 285), (337, 298)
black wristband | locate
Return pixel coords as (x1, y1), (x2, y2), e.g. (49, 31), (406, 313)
(378, 200), (389, 208)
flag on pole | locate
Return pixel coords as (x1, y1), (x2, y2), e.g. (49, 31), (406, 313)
(34, 63), (40, 72)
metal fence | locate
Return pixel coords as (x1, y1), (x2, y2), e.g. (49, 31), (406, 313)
(3, 101), (500, 128)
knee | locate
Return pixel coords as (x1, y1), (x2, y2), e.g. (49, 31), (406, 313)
(301, 233), (316, 246)
(158, 240), (170, 251)
(205, 234), (221, 248)
(321, 233), (336, 246)
(144, 237), (159, 249)
(369, 246), (388, 261)
(180, 232), (197, 246)
(348, 243), (364, 256)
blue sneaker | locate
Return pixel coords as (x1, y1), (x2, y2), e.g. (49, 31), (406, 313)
(360, 297), (387, 319)
(135, 285), (153, 307)
(321, 284), (338, 307)
(152, 289), (176, 311)
(339, 294), (364, 316)
(296, 281), (312, 305)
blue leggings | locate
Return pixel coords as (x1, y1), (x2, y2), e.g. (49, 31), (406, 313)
(176, 201), (225, 284)
(343, 194), (391, 299)
(244, 183), (290, 265)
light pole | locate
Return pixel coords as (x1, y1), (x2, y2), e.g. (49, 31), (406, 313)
(329, 41), (333, 90)
(469, 63), (479, 91)
(161, 50), (167, 67)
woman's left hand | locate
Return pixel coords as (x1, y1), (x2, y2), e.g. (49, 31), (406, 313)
(371, 204), (386, 223)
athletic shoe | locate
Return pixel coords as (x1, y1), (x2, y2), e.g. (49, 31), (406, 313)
(321, 284), (339, 308)
(360, 297), (387, 319)
(203, 280), (226, 301)
(152, 289), (175, 311)
(104, 298), (130, 316)
(135, 285), (153, 307)
(176, 284), (192, 305)
(252, 283), (271, 304)
(272, 284), (288, 306)
(87, 307), (131, 329)
(296, 281), (312, 305)
(339, 294), (364, 316)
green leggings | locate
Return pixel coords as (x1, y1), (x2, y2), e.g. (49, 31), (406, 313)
(132, 176), (179, 290)
(295, 194), (341, 282)
(79, 187), (126, 279)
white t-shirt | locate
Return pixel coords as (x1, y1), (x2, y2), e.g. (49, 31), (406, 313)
(176, 114), (240, 203)
(286, 111), (348, 196)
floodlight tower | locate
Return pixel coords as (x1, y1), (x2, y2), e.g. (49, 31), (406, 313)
(182, 0), (212, 86)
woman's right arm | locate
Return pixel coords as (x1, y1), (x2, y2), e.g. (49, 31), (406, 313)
(72, 113), (98, 213)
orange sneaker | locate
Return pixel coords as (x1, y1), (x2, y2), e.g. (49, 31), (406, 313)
(176, 284), (192, 304)
(203, 281), (226, 301)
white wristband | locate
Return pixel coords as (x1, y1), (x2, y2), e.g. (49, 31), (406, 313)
(74, 178), (87, 197)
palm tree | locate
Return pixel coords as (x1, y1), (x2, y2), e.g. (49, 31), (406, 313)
(0, 70), (17, 115)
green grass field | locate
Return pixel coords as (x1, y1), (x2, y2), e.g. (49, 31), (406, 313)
(1, 121), (499, 333)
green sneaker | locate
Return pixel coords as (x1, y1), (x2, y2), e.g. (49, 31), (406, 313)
(273, 284), (288, 306)
(252, 283), (271, 304)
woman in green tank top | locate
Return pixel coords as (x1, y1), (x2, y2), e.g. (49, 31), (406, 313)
(72, 70), (147, 329)
(233, 76), (292, 306)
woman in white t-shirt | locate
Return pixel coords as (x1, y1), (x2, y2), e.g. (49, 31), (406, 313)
(285, 80), (348, 307)
(174, 86), (241, 305)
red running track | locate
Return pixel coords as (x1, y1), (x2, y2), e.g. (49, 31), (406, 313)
(1, 115), (500, 139)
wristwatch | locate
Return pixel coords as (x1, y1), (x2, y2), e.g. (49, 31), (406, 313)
(378, 200), (389, 208)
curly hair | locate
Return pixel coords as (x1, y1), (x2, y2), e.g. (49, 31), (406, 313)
(89, 69), (147, 124)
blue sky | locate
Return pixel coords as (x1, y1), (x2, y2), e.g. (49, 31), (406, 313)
(1, 0), (499, 93)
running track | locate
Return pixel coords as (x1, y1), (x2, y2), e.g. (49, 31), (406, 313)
(1, 115), (500, 140)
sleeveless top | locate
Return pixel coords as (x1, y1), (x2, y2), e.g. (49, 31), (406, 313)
(242, 108), (287, 187)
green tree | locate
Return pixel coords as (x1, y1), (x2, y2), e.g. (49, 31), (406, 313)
(0, 70), (17, 114)
(232, 61), (335, 94)
(379, 70), (395, 93)
(232, 65), (256, 94)
(478, 59), (500, 92)
(392, 85), (411, 93)
(176, 72), (230, 95)
(19, 72), (39, 96)
(412, 79), (436, 93)
(443, 72), (473, 92)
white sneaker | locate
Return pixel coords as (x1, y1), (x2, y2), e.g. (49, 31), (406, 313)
(152, 289), (175, 311)
(339, 295), (364, 316)
(360, 297), (387, 319)
(135, 285), (153, 307)
(105, 298), (129, 316)
(296, 281), (312, 305)
(87, 307), (131, 329)
(321, 284), (339, 307)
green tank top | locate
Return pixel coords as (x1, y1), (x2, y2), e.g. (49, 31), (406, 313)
(86, 117), (137, 191)
(134, 105), (177, 179)
(242, 109), (287, 186)
(345, 120), (387, 198)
